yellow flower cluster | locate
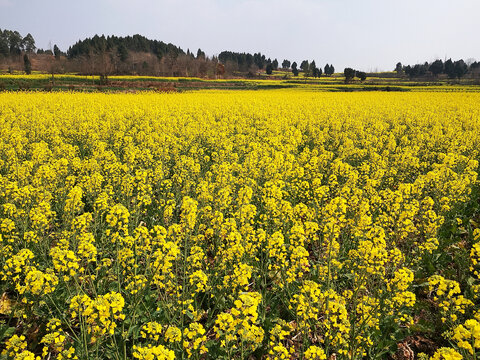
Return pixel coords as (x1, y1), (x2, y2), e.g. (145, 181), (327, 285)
(430, 347), (463, 360)
(132, 344), (175, 360)
(182, 322), (208, 358)
(304, 345), (327, 360)
(267, 319), (294, 359)
(69, 292), (125, 338)
(453, 319), (480, 355)
(292, 281), (350, 353)
(214, 292), (265, 356)
(428, 275), (473, 323)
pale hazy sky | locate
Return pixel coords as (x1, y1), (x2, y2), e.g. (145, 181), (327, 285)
(0, 0), (478, 71)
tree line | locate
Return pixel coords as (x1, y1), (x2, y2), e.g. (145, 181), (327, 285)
(0, 29), (36, 56)
(0, 30), (221, 78)
(6, 28), (479, 82)
(67, 35), (184, 60)
(2, 29), (339, 79)
(217, 52), (335, 78)
(343, 68), (367, 82)
(218, 51), (335, 78)
(395, 59), (480, 79)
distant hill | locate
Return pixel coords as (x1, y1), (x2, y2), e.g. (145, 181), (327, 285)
(0, 28), (283, 78)
(67, 34), (184, 60)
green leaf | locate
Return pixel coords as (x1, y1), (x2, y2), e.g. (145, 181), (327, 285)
(0, 326), (15, 341)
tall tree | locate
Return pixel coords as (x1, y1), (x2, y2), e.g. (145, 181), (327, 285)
(344, 67), (355, 82)
(291, 61), (298, 76)
(444, 59), (455, 78)
(22, 33), (36, 53)
(454, 59), (468, 79)
(428, 59), (443, 76)
(8, 30), (23, 55)
(282, 59), (290, 69)
(196, 48), (205, 60)
(300, 60), (309, 72)
(266, 63), (273, 75)
(23, 54), (32, 74)
(404, 65), (412, 76)
(395, 62), (403, 74)
(324, 63), (335, 76)
(311, 67), (320, 78)
(53, 44), (61, 59)
(117, 44), (128, 62)
(272, 59), (278, 71)
(0, 30), (9, 56)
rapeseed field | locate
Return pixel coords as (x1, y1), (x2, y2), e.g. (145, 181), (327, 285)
(0, 90), (479, 359)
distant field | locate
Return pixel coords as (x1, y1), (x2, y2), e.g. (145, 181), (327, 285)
(1, 72), (479, 92)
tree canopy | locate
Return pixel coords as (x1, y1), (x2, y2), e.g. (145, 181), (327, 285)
(67, 34), (184, 60)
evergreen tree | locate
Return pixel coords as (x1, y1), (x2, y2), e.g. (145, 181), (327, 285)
(454, 59), (468, 79)
(117, 44), (128, 62)
(23, 54), (32, 74)
(291, 62), (298, 76)
(300, 60), (309, 72)
(53, 44), (61, 59)
(22, 33), (36, 53)
(282, 59), (290, 69)
(324, 63), (334, 76)
(196, 48), (206, 59)
(272, 59), (278, 70)
(356, 71), (367, 81)
(444, 59), (455, 78)
(344, 67), (355, 82)
(8, 30), (23, 55)
(428, 59), (443, 76)
(0, 30), (9, 56)
(395, 62), (403, 74)
(266, 63), (273, 75)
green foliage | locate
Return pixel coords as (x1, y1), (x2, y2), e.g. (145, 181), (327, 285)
(0, 28), (25, 56)
(454, 59), (468, 79)
(266, 63), (273, 75)
(23, 54), (31, 75)
(22, 33), (36, 53)
(344, 67), (355, 82)
(117, 44), (128, 62)
(54, 44), (61, 59)
(300, 60), (309, 72)
(356, 71), (367, 81)
(196, 48), (206, 60)
(67, 34), (184, 60)
(395, 62), (403, 74)
(429, 59), (444, 76)
(403, 58), (475, 79)
(218, 51), (267, 70)
(324, 63), (335, 76)
(272, 59), (278, 71)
